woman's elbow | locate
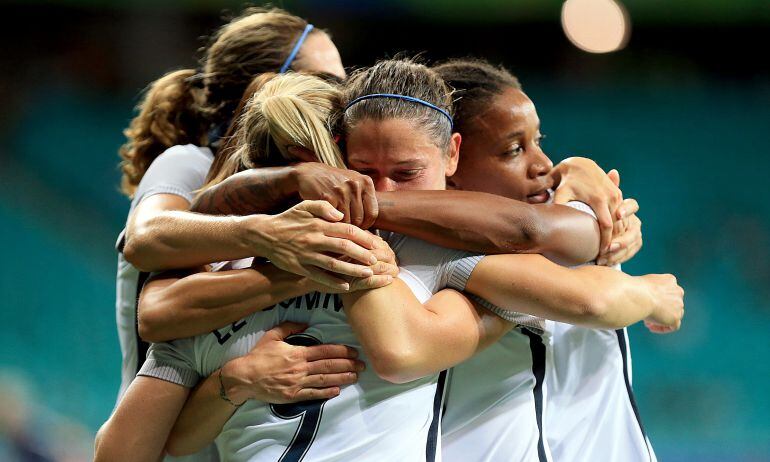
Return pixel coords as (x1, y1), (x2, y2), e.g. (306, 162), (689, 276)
(93, 425), (106, 460)
(575, 294), (623, 329)
(94, 421), (121, 462)
(123, 226), (157, 272)
(137, 303), (170, 343)
(500, 206), (542, 253)
(368, 347), (421, 384)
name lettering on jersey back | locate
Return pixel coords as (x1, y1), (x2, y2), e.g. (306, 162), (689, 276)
(265, 292), (343, 313)
(210, 293), (342, 345)
(212, 319), (248, 345)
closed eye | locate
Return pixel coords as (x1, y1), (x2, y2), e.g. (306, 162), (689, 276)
(395, 169), (423, 181)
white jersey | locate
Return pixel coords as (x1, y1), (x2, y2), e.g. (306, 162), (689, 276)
(544, 200), (655, 461)
(442, 327), (551, 462)
(440, 201), (603, 462)
(139, 236), (486, 462)
(115, 144), (216, 462)
(115, 144), (214, 401)
(545, 323), (656, 462)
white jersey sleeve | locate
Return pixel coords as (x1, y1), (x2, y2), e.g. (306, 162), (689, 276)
(386, 233), (484, 294)
(564, 200), (596, 220)
(131, 144), (214, 207)
(137, 338), (200, 388)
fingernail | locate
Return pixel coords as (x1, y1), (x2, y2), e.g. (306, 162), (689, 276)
(340, 283), (350, 291)
(609, 242), (621, 252)
(369, 255), (378, 265)
(356, 362), (366, 371)
(596, 258), (607, 265)
(331, 209), (344, 219)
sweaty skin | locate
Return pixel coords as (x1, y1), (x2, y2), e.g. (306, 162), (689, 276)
(448, 86), (642, 266)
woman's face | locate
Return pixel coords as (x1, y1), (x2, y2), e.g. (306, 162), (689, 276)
(346, 118), (460, 192)
(448, 87), (554, 203)
(292, 32), (346, 80)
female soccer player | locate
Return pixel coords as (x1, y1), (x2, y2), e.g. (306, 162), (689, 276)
(114, 7), (372, 407)
(100, 61), (682, 461)
(434, 58), (663, 461)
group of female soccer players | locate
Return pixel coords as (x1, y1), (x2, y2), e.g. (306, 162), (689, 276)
(94, 7), (684, 462)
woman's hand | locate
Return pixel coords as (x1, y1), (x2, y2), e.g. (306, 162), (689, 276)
(251, 200), (380, 291)
(551, 157), (623, 252)
(220, 322), (365, 404)
(640, 274), (685, 334)
(598, 198), (643, 266)
(313, 233), (399, 293)
(349, 235), (399, 291)
(289, 156), (379, 229)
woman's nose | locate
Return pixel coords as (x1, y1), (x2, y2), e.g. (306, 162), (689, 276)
(374, 176), (397, 192)
(528, 148), (553, 179)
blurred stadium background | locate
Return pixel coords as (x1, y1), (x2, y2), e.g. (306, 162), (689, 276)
(0, 1), (768, 460)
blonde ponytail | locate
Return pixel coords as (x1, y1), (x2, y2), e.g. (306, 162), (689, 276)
(119, 69), (207, 198)
(203, 73), (345, 190)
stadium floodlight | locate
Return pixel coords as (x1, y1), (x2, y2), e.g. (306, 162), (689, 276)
(561, 0), (631, 53)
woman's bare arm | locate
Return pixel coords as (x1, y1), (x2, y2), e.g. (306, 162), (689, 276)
(375, 190), (600, 265)
(94, 377), (189, 462)
(124, 193), (261, 272)
(190, 163), (604, 266)
(138, 237), (397, 343)
(128, 197), (378, 290)
(464, 253), (684, 330)
(138, 263), (312, 343)
(342, 281), (512, 384)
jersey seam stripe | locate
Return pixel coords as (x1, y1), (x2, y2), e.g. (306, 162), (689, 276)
(523, 328), (549, 462)
(441, 368), (453, 418)
(615, 328), (653, 462)
(134, 271), (151, 375)
(426, 370), (448, 462)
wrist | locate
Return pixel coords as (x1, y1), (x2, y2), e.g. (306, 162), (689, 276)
(219, 360), (251, 405)
(638, 276), (659, 319)
(283, 165), (302, 199)
(295, 274), (323, 295)
(277, 270), (314, 298)
(238, 214), (273, 258)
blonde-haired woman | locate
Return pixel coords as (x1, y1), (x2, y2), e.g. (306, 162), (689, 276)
(100, 71), (400, 461)
(113, 7), (379, 413)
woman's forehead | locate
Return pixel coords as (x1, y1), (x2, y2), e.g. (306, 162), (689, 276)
(346, 118), (443, 165)
(469, 87), (539, 137)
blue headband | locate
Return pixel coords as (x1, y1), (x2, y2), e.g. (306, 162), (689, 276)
(280, 24), (314, 73)
(344, 93), (454, 129)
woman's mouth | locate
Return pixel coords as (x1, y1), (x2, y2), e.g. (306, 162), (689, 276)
(526, 189), (551, 204)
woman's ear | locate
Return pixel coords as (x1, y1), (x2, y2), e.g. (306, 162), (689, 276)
(444, 132), (462, 177)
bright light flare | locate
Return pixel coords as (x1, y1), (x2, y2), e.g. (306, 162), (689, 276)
(561, 0), (631, 54)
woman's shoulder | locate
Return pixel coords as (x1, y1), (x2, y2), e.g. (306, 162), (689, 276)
(158, 144), (214, 163)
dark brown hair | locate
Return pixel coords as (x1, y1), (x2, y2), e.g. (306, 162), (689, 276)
(433, 58), (521, 136)
(344, 58), (454, 149)
(119, 7), (316, 198)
